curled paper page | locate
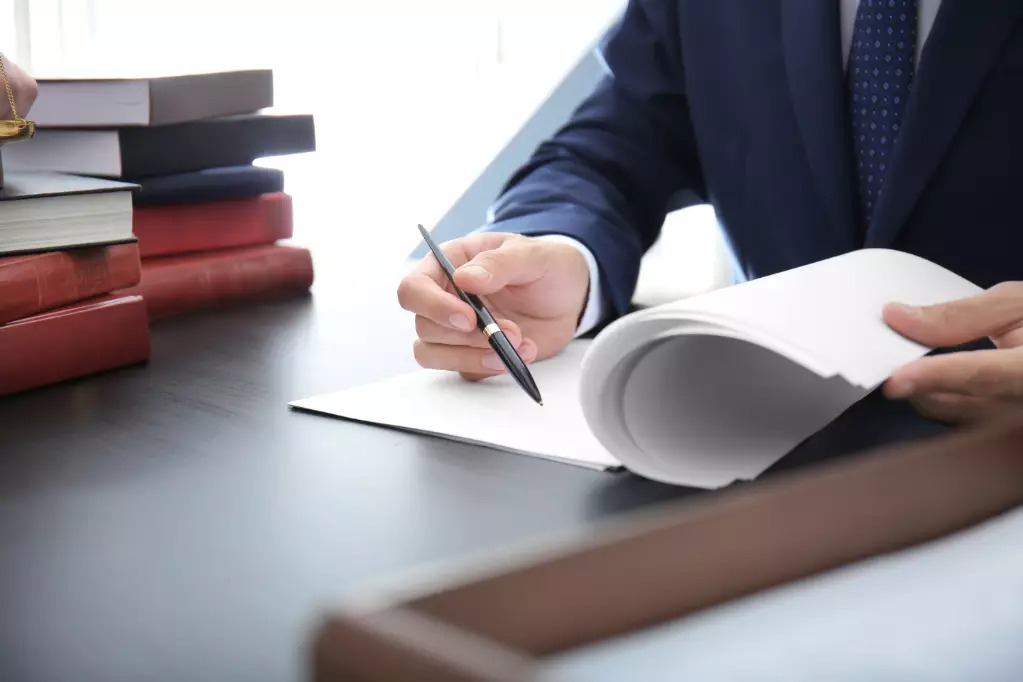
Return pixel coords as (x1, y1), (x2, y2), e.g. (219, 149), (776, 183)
(579, 249), (983, 486)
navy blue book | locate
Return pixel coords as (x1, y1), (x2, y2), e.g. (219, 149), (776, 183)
(130, 165), (284, 206)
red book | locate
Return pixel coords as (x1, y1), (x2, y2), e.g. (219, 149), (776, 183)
(122, 244), (313, 319)
(0, 243), (142, 324)
(132, 192), (294, 258)
(0, 294), (150, 396)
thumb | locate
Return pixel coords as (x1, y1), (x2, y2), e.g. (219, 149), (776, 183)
(453, 238), (550, 295)
(884, 282), (1023, 348)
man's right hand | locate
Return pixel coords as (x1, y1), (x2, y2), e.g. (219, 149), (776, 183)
(397, 232), (590, 380)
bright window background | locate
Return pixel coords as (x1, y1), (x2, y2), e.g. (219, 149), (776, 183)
(5, 0), (729, 297)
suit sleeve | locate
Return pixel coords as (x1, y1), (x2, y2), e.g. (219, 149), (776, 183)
(478, 0), (706, 318)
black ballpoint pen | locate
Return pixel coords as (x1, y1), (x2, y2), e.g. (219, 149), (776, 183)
(417, 224), (544, 406)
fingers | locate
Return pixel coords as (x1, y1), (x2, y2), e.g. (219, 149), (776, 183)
(412, 313), (536, 377)
(398, 232), (525, 331)
(415, 315), (523, 349)
(908, 393), (998, 424)
(397, 272), (477, 332)
(413, 337), (538, 376)
(453, 236), (552, 296)
(399, 232), (549, 379)
(884, 348), (1023, 399)
(884, 281), (1023, 348)
(908, 392), (1023, 424)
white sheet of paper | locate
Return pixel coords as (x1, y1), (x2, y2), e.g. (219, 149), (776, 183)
(289, 341), (619, 471)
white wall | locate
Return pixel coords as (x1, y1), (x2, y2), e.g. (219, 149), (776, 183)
(0, 1), (17, 58)
(21, 0), (624, 86)
(8, 1), (729, 296)
(13, 1), (624, 242)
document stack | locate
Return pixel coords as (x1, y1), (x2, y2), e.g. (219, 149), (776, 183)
(2, 69), (316, 320)
(0, 172), (149, 395)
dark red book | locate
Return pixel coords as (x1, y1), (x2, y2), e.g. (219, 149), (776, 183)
(0, 242), (142, 324)
(0, 294), (150, 396)
(132, 192), (293, 258)
(122, 244), (313, 319)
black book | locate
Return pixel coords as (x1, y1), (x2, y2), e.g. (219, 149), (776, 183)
(0, 172), (137, 256)
(1, 113), (315, 178)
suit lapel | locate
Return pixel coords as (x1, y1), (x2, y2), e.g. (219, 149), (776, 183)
(780, 0), (859, 252)
(866, 0), (1023, 246)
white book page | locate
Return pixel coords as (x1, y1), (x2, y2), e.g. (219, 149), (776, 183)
(1, 130), (124, 177)
(289, 341), (619, 471)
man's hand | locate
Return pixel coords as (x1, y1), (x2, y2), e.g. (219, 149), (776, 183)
(0, 53), (37, 119)
(883, 282), (1023, 422)
(397, 232), (590, 380)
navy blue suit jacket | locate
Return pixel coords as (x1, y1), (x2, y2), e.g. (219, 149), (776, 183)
(481, 0), (1023, 319)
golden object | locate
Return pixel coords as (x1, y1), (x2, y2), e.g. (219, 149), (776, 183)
(0, 53), (34, 142)
(482, 323), (501, 339)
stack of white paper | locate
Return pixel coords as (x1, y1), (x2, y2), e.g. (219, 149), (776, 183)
(291, 249), (982, 488)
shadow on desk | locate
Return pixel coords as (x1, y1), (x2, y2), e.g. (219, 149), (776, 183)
(587, 385), (955, 518)
(586, 474), (705, 517)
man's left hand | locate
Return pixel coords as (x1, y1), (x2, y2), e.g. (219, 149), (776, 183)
(883, 282), (1023, 423)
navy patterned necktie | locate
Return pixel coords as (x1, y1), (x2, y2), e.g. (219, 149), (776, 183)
(847, 0), (919, 233)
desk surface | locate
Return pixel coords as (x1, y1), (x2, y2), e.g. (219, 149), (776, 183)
(0, 257), (948, 682)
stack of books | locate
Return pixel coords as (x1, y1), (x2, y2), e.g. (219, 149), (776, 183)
(0, 172), (148, 396)
(3, 69), (316, 321)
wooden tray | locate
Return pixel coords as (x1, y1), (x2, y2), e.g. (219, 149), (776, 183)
(309, 416), (1023, 681)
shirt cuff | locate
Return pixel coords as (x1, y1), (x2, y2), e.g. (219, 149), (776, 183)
(536, 234), (605, 337)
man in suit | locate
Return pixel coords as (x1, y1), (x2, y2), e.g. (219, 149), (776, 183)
(398, 0), (1023, 432)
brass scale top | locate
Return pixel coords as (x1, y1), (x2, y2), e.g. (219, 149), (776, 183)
(0, 53), (35, 142)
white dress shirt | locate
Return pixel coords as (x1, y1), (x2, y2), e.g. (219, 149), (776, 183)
(539, 0), (942, 336)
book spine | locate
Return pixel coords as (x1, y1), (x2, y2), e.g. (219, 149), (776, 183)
(0, 243), (142, 324)
(122, 244), (313, 319)
(0, 294), (150, 395)
(133, 193), (293, 257)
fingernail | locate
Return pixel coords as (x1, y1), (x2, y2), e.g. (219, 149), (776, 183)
(520, 340), (537, 362)
(449, 314), (472, 331)
(502, 326), (521, 347)
(482, 353), (504, 371)
(459, 265), (490, 282)
(886, 378), (914, 399)
(891, 303), (922, 318)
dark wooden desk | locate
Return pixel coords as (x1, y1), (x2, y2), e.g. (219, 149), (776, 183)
(0, 264), (950, 682)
